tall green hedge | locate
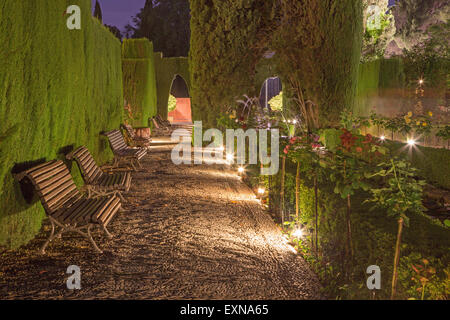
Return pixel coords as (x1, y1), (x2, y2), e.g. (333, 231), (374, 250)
(354, 58), (406, 116)
(0, 0), (123, 249)
(189, 1), (363, 129)
(154, 53), (190, 119)
(270, 0), (364, 128)
(189, 0), (273, 128)
(122, 39), (158, 126)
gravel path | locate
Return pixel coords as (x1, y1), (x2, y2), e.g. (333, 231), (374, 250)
(0, 143), (323, 299)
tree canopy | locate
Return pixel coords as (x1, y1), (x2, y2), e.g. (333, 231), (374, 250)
(125, 0), (190, 57)
(94, 0), (102, 23)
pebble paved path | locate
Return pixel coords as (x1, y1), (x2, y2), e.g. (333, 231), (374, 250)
(0, 141), (323, 299)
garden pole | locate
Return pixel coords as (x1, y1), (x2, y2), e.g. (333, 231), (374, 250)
(314, 173), (319, 256)
(280, 156), (286, 224)
(346, 194), (353, 260)
(391, 217), (404, 300)
(295, 161), (300, 221)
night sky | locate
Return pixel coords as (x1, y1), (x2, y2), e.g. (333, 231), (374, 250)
(92, 0), (146, 32)
(94, 0), (398, 33)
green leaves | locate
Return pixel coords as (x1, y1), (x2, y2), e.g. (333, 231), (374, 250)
(366, 158), (426, 225)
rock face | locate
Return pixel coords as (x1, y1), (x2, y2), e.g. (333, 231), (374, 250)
(385, 0), (450, 57)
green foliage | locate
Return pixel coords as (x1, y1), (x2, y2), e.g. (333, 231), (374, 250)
(105, 25), (122, 41)
(189, 0), (364, 129)
(366, 159), (426, 226)
(354, 58), (405, 116)
(362, 0), (396, 61)
(436, 125), (450, 141)
(122, 39), (158, 126)
(268, 91), (283, 112)
(268, 155), (449, 299)
(270, 0), (364, 128)
(126, 0), (190, 57)
(386, 141), (450, 189)
(94, 0), (102, 23)
(0, 0), (123, 249)
(168, 94), (177, 112)
(189, 0), (274, 128)
(402, 21), (450, 90)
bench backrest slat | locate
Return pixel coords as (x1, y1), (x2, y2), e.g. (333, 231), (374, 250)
(68, 147), (104, 184)
(105, 130), (128, 152)
(24, 160), (81, 214)
(121, 124), (136, 139)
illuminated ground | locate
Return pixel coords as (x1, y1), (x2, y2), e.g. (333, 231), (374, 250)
(0, 142), (322, 299)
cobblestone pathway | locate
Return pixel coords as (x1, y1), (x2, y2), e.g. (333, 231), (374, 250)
(0, 142), (323, 299)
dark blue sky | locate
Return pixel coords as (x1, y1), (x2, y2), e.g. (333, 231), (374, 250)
(92, 0), (146, 32)
(94, 0), (398, 33)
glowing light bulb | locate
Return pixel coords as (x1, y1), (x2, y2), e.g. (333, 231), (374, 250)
(218, 146), (225, 152)
(407, 139), (416, 146)
(419, 79), (424, 85)
(292, 120), (297, 124)
(258, 187), (265, 195)
(226, 153), (234, 162)
(380, 135), (386, 141)
(238, 167), (245, 174)
(292, 229), (303, 238)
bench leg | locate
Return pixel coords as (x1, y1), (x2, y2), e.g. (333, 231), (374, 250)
(116, 191), (125, 203)
(130, 158), (138, 171)
(102, 225), (113, 239)
(86, 225), (103, 254)
(136, 158), (143, 169)
(40, 218), (56, 254)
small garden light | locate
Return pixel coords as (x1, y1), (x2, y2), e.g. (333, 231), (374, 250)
(238, 166), (245, 174)
(226, 153), (234, 162)
(218, 145), (225, 152)
(407, 139), (416, 146)
(380, 135), (386, 141)
(257, 187), (265, 195)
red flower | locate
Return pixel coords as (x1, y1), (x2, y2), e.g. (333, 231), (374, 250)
(339, 129), (357, 151)
(356, 147), (363, 153)
(363, 134), (373, 144)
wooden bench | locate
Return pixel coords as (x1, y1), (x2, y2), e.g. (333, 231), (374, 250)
(66, 146), (132, 202)
(156, 114), (173, 129)
(151, 117), (172, 136)
(15, 160), (122, 254)
(103, 129), (148, 171)
(121, 123), (151, 148)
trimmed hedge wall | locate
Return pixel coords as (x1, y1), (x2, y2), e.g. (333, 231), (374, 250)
(0, 0), (123, 249)
(154, 53), (190, 120)
(122, 39), (158, 126)
(189, 0), (363, 129)
(354, 58), (408, 117)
